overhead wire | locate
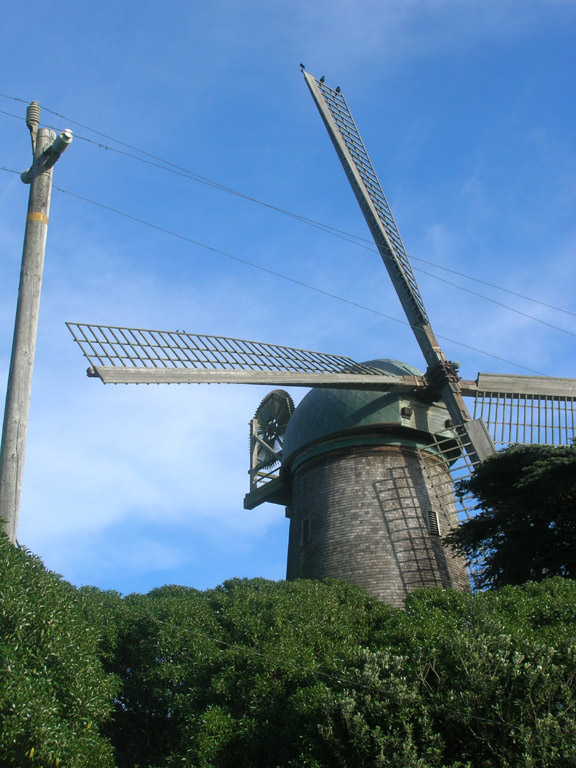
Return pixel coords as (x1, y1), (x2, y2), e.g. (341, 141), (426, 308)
(51, 182), (548, 375)
(68, 129), (576, 324)
(0, 98), (573, 374)
(61, 133), (576, 339)
(0, 107), (24, 121)
(45, 106), (576, 319)
(71, 132), (576, 327)
(1, 93), (575, 329)
(1, 93), (573, 322)
(0, 163), (555, 375)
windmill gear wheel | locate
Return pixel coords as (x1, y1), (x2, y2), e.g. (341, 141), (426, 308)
(253, 389), (295, 469)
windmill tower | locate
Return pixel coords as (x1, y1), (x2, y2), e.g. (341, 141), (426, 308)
(248, 363), (471, 607)
(67, 71), (576, 605)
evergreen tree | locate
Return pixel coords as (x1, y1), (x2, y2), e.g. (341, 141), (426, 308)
(445, 444), (576, 589)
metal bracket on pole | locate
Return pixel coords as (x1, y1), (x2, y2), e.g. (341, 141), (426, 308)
(21, 128), (73, 184)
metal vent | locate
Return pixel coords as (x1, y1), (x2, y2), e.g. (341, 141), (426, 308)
(426, 509), (441, 536)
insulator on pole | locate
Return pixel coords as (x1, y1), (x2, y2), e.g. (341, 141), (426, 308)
(51, 129), (73, 157)
(26, 101), (41, 131)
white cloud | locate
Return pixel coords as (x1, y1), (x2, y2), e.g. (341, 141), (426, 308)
(291, 0), (565, 73)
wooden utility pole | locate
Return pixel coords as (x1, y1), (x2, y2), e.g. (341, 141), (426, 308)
(0, 102), (72, 542)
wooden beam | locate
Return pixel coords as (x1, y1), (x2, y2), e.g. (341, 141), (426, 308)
(243, 477), (290, 510)
(461, 373), (576, 399)
(89, 366), (428, 391)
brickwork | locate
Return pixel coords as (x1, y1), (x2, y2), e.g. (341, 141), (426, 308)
(286, 444), (469, 607)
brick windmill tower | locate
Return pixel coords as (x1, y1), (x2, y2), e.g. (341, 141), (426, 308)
(244, 361), (471, 607)
(68, 71), (576, 606)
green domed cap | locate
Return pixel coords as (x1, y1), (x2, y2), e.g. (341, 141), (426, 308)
(282, 359), (452, 470)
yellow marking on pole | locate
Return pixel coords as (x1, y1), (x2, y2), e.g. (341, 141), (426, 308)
(27, 212), (49, 224)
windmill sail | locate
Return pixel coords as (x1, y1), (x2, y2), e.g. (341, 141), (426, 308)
(303, 70), (495, 463)
(302, 71), (434, 361)
(466, 374), (576, 447)
(66, 322), (426, 391)
(474, 389), (576, 447)
(68, 76), (576, 462)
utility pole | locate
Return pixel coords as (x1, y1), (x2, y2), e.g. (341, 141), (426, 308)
(0, 102), (72, 542)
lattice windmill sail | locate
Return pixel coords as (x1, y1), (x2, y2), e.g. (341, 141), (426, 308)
(68, 70), (576, 606)
(65, 324), (427, 389)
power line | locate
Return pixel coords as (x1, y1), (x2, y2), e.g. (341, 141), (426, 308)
(409, 266), (576, 339)
(0, 163), (562, 373)
(50, 181), (546, 375)
(0, 107), (24, 121)
(1, 94), (574, 323)
(2, 141), (574, 344)
(64, 130), (576, 324)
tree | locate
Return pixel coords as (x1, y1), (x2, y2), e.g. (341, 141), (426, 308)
(445, 444), (576, 590)
(395, 580), (576, 768)
(0, 533), (118, 767)
(104, 577), (393, 768)
(2, 541), (576, 767)
(103, 576), (576, 768)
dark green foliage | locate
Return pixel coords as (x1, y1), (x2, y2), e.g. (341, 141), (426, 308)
(445, 444), (576, 589)
(0, 533), (118, 767)
(397, 582), (576, 768)
(107, 577), (390, 768)
(2, 531), (576, 767)
(104, 577), (576, 768)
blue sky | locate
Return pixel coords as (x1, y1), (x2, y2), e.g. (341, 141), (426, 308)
(1, 0), (575, 595)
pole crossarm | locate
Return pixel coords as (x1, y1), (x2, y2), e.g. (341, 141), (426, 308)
(66, 322), (427, 390)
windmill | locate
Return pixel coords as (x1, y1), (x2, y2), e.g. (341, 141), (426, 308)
(67, 71), (576, 606)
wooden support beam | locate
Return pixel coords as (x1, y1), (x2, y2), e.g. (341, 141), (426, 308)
(461, 373), (576, 399)
(89, 366), (428, 391)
